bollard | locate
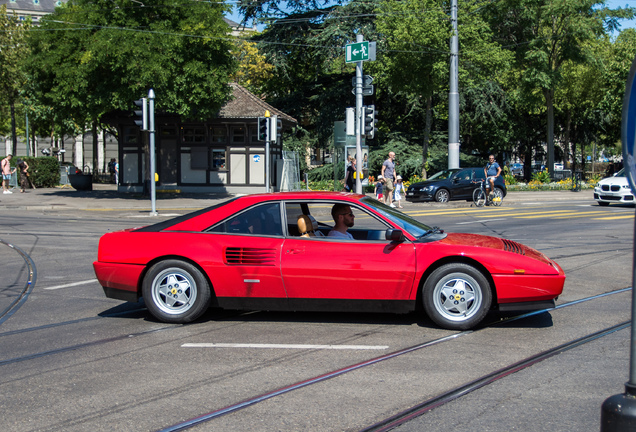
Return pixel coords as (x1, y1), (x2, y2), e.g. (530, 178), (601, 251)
(601, 383), (636, 431)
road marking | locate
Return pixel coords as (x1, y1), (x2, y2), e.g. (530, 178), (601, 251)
(456, 218), (508, 225)
(593, 214), (635, 220)
(43, 279), (98, 290)
(181, 343), (389, 350)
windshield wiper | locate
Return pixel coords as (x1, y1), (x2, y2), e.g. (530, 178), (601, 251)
(422, 226), (444, 237)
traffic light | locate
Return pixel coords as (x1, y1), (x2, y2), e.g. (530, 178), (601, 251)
(257, 116), (270, 141)
(363, 105), (377, 139)
(133, 98), (148, 130)
(268, 116), (280, 142)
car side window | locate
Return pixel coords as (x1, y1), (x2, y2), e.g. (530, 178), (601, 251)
(208, 203), (283, 236)
(456, 169), (472, 181)
(305, 202), (389, 240)
(474, 169), (486, 180)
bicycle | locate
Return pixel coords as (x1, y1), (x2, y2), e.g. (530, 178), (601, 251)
(473, 179), (503, 207)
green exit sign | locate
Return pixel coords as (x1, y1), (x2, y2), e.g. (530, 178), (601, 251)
(345, 41), (369, 63)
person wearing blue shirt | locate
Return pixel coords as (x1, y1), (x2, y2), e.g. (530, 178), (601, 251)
(484, 155), (502, 198)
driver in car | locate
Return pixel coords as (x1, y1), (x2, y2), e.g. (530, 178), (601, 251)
(328, 204), (355, 240)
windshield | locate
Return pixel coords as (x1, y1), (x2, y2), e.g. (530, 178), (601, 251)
(616, 168), (625, 177)
(426, 169), (456, 181)
(361, 197), (433, 238)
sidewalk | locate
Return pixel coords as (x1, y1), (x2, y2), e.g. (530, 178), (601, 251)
(0, 183), (596, 212)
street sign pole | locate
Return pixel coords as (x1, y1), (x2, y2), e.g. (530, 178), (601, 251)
(148, 89), (158, 216)
(355, 34), (363, 194)
(600, 54), (636, 431)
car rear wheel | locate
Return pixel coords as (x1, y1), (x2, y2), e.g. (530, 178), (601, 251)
(422, 263), (492, 330)
(434, 188), (450, 203)
(142, 260), (211, 323)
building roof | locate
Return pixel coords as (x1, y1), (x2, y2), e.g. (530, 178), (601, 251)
(218, 83), (297, 125)
(2, 0), (63, 19)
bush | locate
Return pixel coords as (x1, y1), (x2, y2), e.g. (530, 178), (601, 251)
(10, 156), (60, 188)
(532, 169), (551, 184)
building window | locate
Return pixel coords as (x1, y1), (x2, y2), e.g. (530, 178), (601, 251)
(182, 126), (206, 143)
(211, 148), (227, 171)
(210, 127), (226, 144)
(231, 126), (245, 144)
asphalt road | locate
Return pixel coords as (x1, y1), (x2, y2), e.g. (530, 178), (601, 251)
(0, 191), (633, 432)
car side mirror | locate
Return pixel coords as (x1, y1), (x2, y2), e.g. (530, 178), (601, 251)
(385, 229), (405, 242)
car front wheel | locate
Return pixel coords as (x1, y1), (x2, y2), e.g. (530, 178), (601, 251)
(434, 189), (450, 203)
(422, 263), (492, 330)
(142, 260), (211, 323)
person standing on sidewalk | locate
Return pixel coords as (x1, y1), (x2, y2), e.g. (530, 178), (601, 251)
(2, 154), (16, 194)
(16, 158), (29, 193)
(381, 151), (397, 207)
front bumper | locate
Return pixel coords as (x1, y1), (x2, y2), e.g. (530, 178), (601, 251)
(594, 191), (635, 204)
(405, 190), (434, 202)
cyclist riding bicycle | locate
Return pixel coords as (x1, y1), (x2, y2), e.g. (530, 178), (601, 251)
(484, 155), (502, 198)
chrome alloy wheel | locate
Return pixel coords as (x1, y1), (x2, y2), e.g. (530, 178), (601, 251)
(150, 268), (198, 316)
(432, 274), (482, 322)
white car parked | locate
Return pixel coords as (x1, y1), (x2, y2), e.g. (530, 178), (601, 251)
(594, 168), (635, 206)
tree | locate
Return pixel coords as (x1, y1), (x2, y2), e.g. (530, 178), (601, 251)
(24, 0), (237, 169)
(232, 40), (275, 96)
(485, 0), (634, 176)
(0, 5), (31, 155)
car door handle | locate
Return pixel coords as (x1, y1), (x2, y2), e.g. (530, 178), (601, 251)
(286, 248), (305, 255)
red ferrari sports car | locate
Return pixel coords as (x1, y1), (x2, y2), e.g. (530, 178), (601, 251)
(94, 192), (565, 330)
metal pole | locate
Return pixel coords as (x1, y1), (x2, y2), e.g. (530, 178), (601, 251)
(448, 0), (460, 170)
(355, 34), (363, 194)
(266, 138), (270, 193)
(148, 89), (158, 216)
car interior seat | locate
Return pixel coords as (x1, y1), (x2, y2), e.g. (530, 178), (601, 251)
(297, 215), (315, 237)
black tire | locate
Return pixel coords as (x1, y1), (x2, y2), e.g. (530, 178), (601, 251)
(142, 260), (211, 323)
(492, 187), (504, 206)
(434, 188), (450, 203)
(598, 201), (610, 206)
(473, 188), (485, 207)
(422, 263), (492, 330)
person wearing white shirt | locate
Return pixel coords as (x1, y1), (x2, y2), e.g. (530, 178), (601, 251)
(328, 203), (355, 240)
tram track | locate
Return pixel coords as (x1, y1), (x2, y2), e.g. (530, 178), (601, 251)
(154, 288), (631, 432)
(0, 239), (37, 326)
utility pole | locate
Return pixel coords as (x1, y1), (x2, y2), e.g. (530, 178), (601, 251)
(448, 0), (460, 169)
(355, 34), (364, 194)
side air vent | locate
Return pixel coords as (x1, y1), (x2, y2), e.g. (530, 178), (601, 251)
(502, 239), (525, 255)
(224, 247), (276, 266)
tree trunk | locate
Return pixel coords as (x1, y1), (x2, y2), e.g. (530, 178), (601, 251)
(545, 88), (555, 178)
(92, 121), (99, 179)
(10, 102), (17, 156)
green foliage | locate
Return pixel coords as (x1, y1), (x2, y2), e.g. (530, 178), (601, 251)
(10, 156), (60, 187)
(532, 169), (551, 184)
(24, 0), (237, 135)
(307, 163), (335, 182)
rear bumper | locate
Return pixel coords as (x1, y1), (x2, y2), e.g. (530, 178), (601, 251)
(93, 261), (144, 302)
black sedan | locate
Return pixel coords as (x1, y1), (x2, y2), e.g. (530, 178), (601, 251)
(406, 167), (507, 203)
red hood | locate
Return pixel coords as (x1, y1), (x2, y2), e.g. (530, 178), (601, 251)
(440, 233), (554, 266)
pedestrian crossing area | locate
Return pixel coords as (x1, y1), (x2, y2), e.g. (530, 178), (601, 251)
(404, 205), (635, 222)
